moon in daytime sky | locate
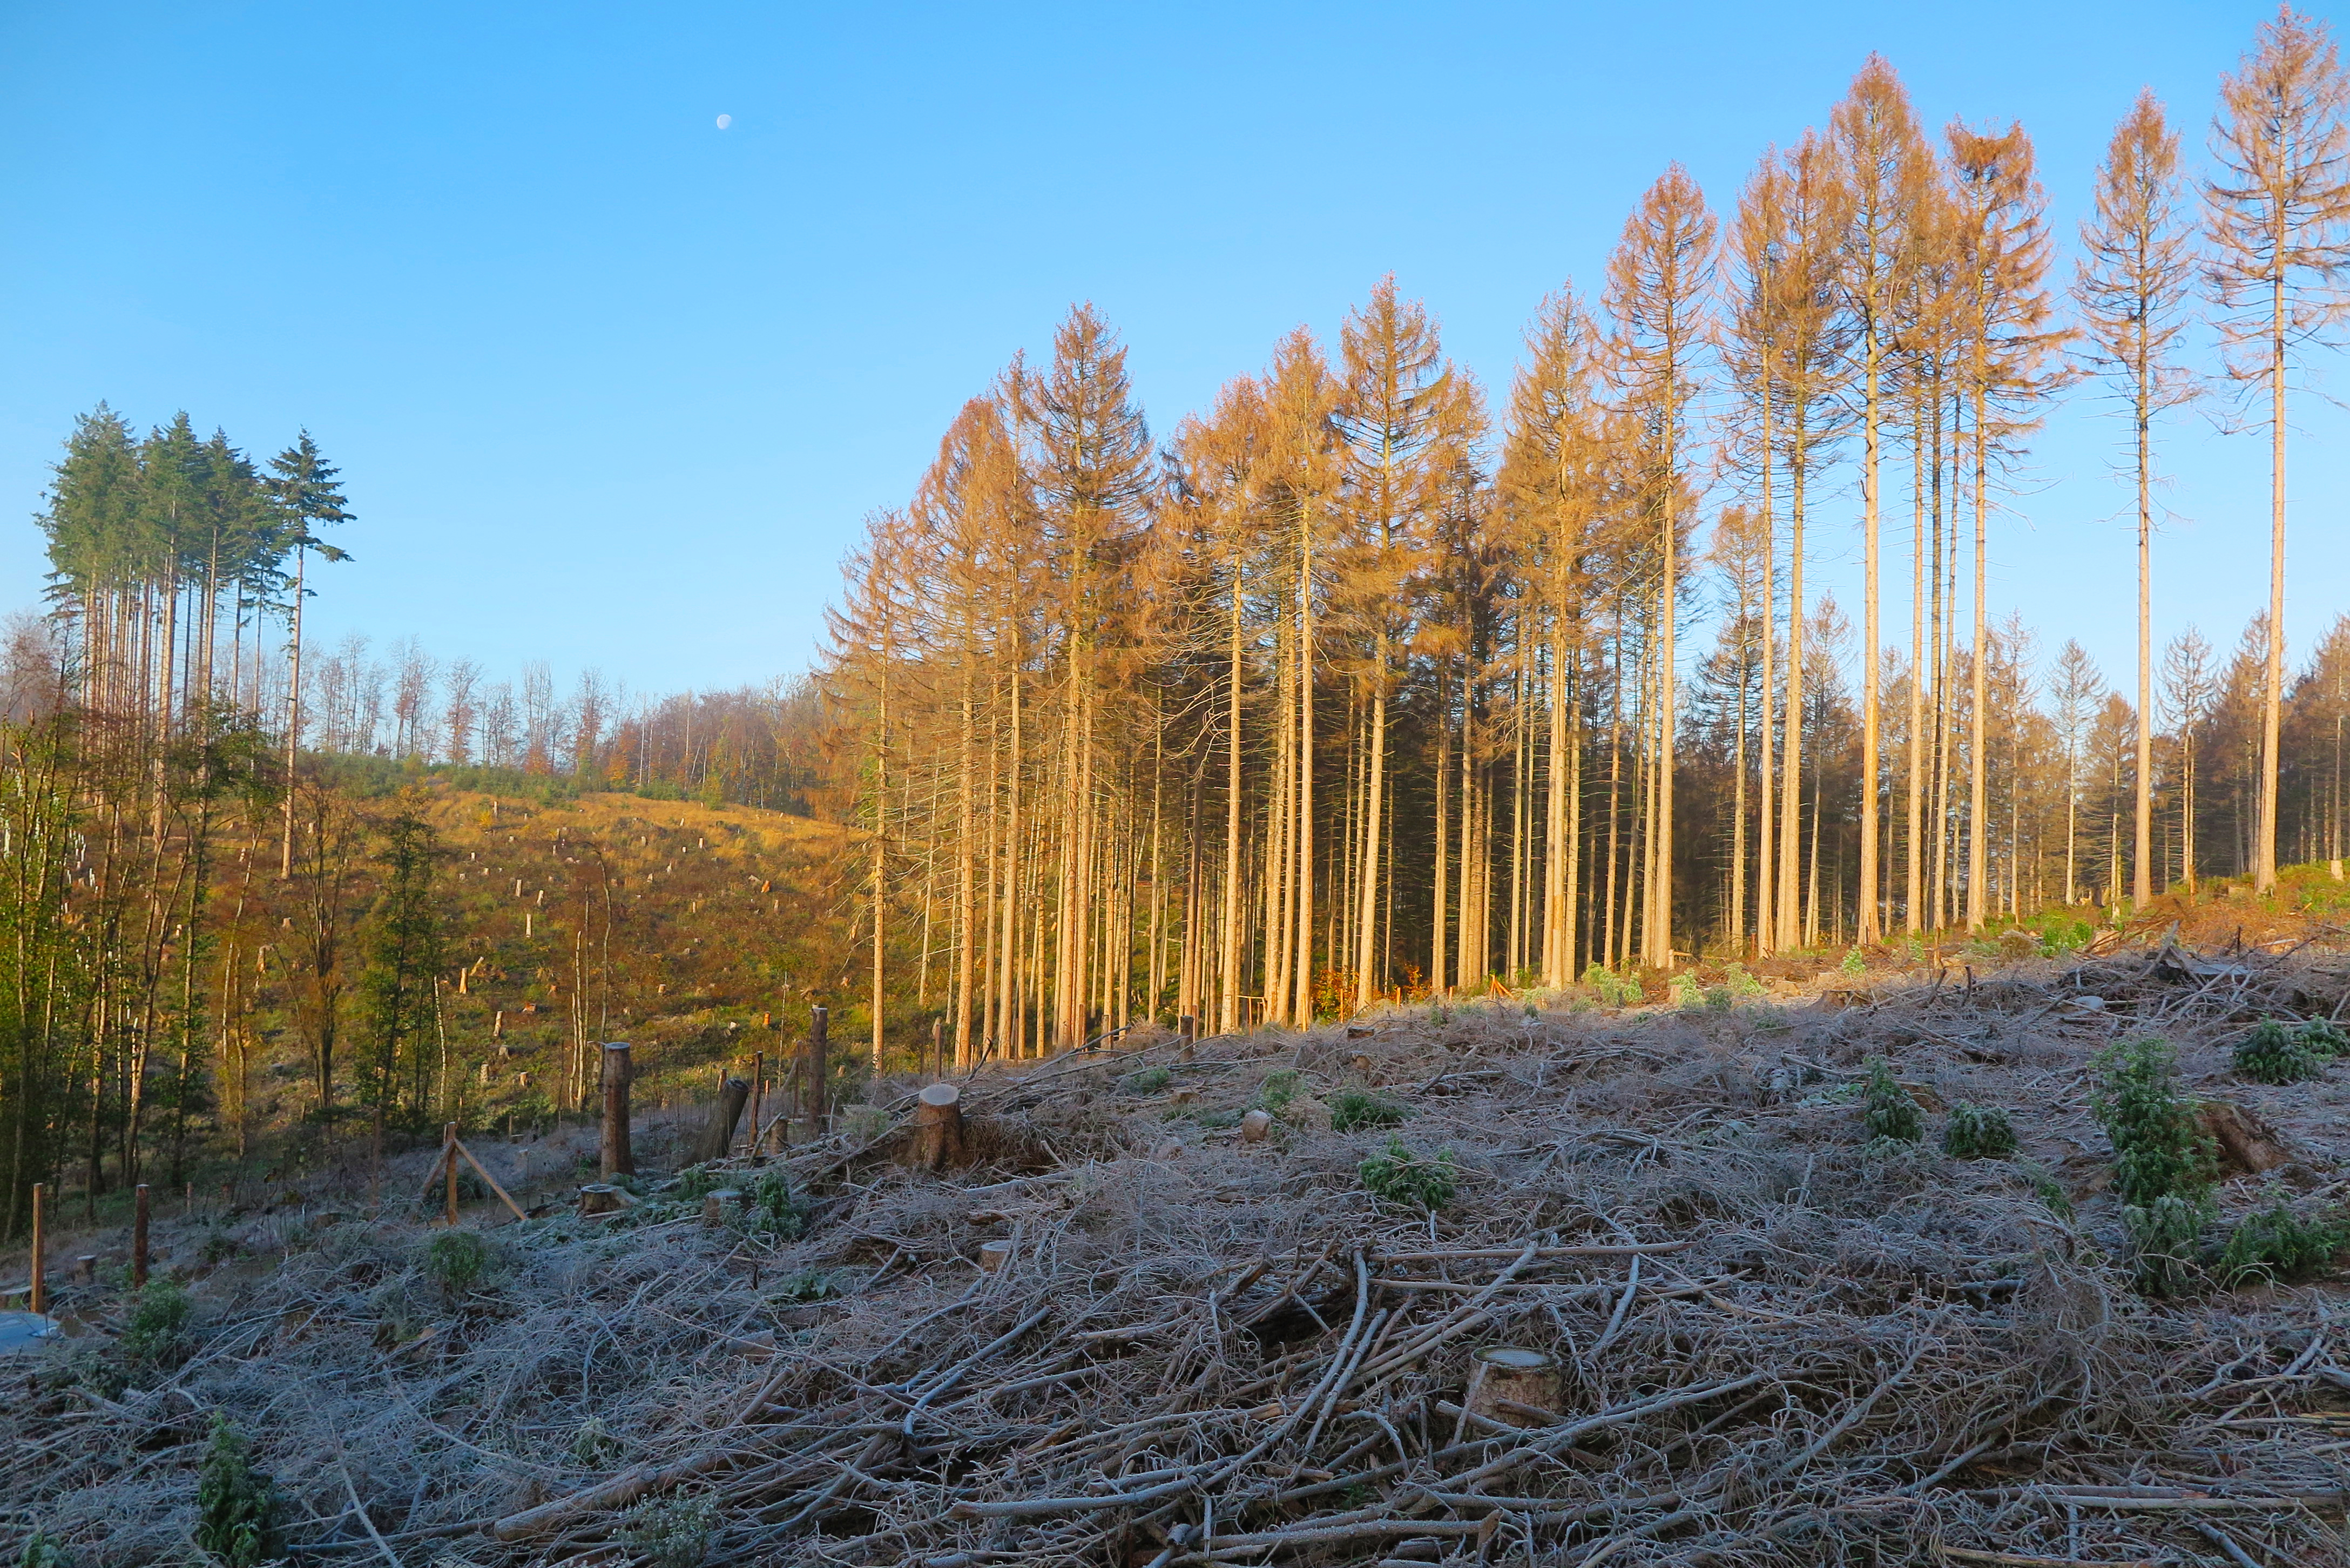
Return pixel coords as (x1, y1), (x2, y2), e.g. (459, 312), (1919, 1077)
(715, 113), (732, 129)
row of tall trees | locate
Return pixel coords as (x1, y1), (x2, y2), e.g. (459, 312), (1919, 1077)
(823, 12), (2350, 1065)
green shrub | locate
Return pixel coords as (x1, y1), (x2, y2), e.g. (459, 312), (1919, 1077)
(194, 1415), (279, 1568)
(768, 1267), (832, 1303)
(569, 1416), (623, 1468)
(1359, 1137), (1458, 1211)
(1581, 964), (1640, 1006)
(1252, 1070), (1302, 1117)
(2234, 1018), (2329, 1085)
(1840, 948), (1868, 978)
(672, 1164), (725, 1201)
(1121, 1066), (1172, 1094)
(2216, 1196), (2347, 1287)
(2091, 1038), (2213, 1208)
(1860, 1057), (1922, 1145)
(1670, 973), (1704, 1011)
(1329, 1090), (1408, 1133)
(2093, 1038), (2215, 1294)
(2304, 1016), (2350, 1056)
(1721, 964), (1768, 1004)
(2019, 1160), (2075, 1221)
(16, 1530), (71, 1568)
(2124, 1194), (2206, 1297)
(1943, 1103), (2017, 1160)
(744, 1167), (802, 1240)
(117, 1280), (192, 1367)
(618, 1493), (717, 1568)
(421, 1230), (489, 1296)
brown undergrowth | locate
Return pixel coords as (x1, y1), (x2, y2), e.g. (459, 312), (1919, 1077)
(11, 938), (2350, 1566)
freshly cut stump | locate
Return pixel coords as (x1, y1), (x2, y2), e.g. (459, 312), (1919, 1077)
(702, 1189), (745, 1227)
(905, 1083), (966, 1171)
(577, 1184), (624, 1218)
(1468, 1346), (1560, 1428)
(977, 1240), (1013, 1273)
(1239, 1109), (1273, 1143)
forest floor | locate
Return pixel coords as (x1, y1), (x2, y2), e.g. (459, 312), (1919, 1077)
(11, 901), (2350, 1567)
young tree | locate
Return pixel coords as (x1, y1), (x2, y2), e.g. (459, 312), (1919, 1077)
(2206, 6), (2350, 894)
(2077, 90), (2199, 910)
(358, 808), (447, 1133)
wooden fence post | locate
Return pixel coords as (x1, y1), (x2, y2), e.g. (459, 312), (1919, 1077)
(600, 1043), (634, 1177)
(443, 1122), (460, 1225)
(806, 1005), (829, 1132)
(133, 1184), (150, 1289)
(749, 1050), (765, 1157)
(28, 1182), (45, 1317)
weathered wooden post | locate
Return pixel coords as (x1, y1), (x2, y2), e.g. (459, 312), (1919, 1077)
(904, 1082), (965, 1171)
(1178, 1014), (1197, 1062)
(600, 1043), (634, 1177)
(28, 1182), (45, 1317)
(749, 1050), (765, 1156)
(805, 1005), (829, 1132)
(443, 1122), (460, 1225)
(132, 1184), (150, 1289)
(694, 1076), (751, 1163)
(931, 1018), (945, 1080)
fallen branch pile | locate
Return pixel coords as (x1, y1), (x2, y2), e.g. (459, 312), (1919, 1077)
(11, 943), (2350, 1565)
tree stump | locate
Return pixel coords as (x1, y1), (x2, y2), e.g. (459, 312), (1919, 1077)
(578, 1184), (624, 1218)
(977, 1240), (1013, 1272)
(702, 1189), (744, 1227)
(1239, 1109), (1273, 1143)
(600, 1043), (634, 1177)
(1467, 1347), (1559, 1428)
(693, 1077), (752, 1164)
(2199, 1099), (2292, 1175)
(906, 1083), (965, 1171)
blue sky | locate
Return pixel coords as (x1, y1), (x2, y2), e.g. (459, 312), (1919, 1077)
(3, 1), (2343, 702)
